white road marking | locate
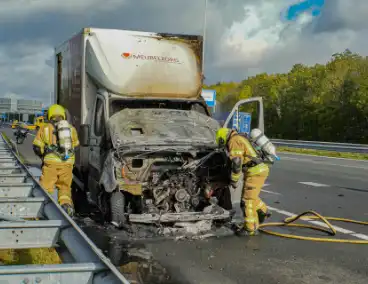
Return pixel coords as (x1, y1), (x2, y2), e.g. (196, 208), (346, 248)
(298, 182), (330, 187)
(261, 189), (281, 195)
(351, 234), (368, 240)
(282, 156), (368, 170)
(268, 205), (368, 241)
(308, 220), (353, 234)
(268, 207), (294, 217)
(260, 184), (282, 195)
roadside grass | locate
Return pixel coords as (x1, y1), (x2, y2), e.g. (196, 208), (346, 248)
(278, 146), (368, 160)
(0, 131), (61, 265)
(0, 249), (61, 265)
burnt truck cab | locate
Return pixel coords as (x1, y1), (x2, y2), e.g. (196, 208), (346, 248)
(77, 93), (264, 227)
(54, 28), (264, 228)
(78, 93), (226, 226)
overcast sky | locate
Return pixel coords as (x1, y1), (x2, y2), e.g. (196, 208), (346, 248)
(0, 0), (367, 104)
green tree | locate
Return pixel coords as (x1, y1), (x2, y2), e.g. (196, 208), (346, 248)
(205, 50), (368, 143)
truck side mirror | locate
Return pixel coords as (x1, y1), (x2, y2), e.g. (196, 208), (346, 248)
(80, 124), (90, 146)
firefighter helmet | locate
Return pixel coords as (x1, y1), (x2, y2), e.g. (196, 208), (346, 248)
(48, 104), (66, 120)
(216, 127), (232, 147)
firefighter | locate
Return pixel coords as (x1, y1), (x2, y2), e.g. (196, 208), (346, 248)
(216, 127), (271, 236)
(32, 104), (79, 217)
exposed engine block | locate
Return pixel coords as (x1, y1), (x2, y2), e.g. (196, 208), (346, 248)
(144, 170), (203, 214)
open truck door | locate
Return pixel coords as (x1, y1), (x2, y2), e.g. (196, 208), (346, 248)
(221, 97), (265, 200)
(222, 97), (264, 132)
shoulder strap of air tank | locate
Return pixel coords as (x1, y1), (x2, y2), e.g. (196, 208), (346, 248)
(232, 133), (265, 166)
(234, 132), (249, 139)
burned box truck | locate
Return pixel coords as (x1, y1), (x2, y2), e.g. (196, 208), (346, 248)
(54, 28), (264, 228)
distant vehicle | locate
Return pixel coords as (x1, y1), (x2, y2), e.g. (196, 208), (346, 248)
(24, 116), (46, 131)
(11, 120), (20, 129)
(13, 127), (29, 144)
(54, 27), (265, 229)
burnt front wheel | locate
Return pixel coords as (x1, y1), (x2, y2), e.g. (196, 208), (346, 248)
(110, 190), (127, 229)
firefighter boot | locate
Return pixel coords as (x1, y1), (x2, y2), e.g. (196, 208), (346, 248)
(258, 209), (272, 224)
(256, 199), (271, 224)
(232, 224), (260, 236)
(62, 204), (75, 217)
(237, 200), (260, 236)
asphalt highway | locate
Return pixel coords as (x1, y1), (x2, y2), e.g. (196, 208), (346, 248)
(2, 127), (368, 284)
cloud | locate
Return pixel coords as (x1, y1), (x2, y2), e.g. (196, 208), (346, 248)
(0, 0), (126, 21)
(215, 1), (316, 68)
(211, 0), (368, 82)
(0, 0), (367, 103)
(0, 41), (54, 103)
(0, 0), (249, 103)
(312, 0), (368, 33)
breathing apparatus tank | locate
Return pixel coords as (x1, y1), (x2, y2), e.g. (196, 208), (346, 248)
(56, 120), (73, 160)
(250, 128), (280, 163)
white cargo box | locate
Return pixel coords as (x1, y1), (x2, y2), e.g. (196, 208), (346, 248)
(56, 28), (204, 100)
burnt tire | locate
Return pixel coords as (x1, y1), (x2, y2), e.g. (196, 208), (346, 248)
(110, 191), (127, 229)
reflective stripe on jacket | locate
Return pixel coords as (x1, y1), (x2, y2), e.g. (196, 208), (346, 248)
(33, 123), (79, 164)
(227, 133), (269, 177)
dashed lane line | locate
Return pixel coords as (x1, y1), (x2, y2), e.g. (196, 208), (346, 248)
(298, 182), (330, 187)
(268, 205), (368, 241)
(261, 184), (281, 195)
(261, 189), (281, 195)
(260, 184), (282, 195)
(351, 233), (368, 240)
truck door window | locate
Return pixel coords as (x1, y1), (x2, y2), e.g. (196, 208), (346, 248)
(94, 98), (105, 136)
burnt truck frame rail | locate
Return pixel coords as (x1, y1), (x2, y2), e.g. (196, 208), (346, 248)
(0, 133), (130, 284)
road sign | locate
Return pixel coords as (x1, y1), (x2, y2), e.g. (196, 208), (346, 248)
(201, 89), (216, 107)
(237, 112), (252, 134)
(214, 111), (252, 134)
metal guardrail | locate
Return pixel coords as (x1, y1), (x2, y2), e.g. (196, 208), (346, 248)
(271, 139), (368, 154)
(0, 134), (130, 284)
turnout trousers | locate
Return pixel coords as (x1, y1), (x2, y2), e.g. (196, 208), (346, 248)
(241, 172), (269, 233)
(39, 162), (74, 206)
